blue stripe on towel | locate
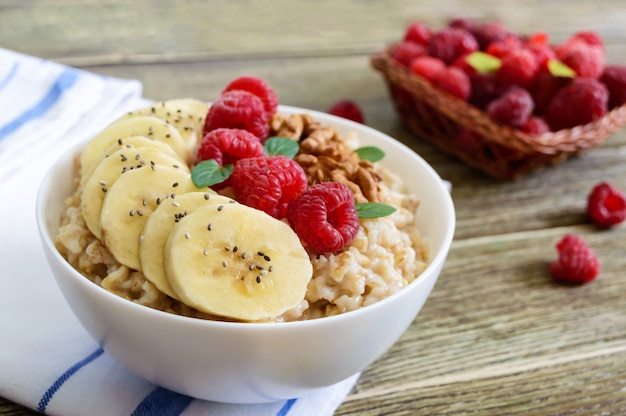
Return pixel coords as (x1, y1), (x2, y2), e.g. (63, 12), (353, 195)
(37, 347), (105, 414)
(130, 387), (193, 416)
(276, 398), (297, 416)
(0, 61), (18, 92)
(0, 68), (79, 141)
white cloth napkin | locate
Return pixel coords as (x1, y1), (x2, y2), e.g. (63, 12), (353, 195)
(0, 48), (358, 416)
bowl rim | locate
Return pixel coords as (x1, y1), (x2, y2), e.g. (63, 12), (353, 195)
(36, 104), (455, 330)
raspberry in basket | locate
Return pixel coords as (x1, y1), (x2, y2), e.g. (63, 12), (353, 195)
(231, 155), (308, 219)
(327, 100), (365, 124)
(391, 41), (426, 67)
(435, 67), (471, 100)
(203, 90), (270, 141)
(587, 182), (626, 227)
(486, 87), (534, 128)
(550, 234), (600, 284)
(601, 65), (626, 109)
(496, 49), (540, 89)
(287, 182), (359, 253)
(222, 76), (279, 120)
(403, 21), (432, 46)
(428, 27), (478, 65)
(410, 56), (446, 83)
(545, 78), (608, 131)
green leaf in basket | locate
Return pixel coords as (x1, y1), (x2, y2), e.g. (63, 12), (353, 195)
(355, 202), (397, 219)
(191, 160), (233, 188)
(354, 146), (385, 162)
(465, 51), (502, 73)
(547, 59), (576, 78)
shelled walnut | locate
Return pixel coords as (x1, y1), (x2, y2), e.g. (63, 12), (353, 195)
(270, 113), (382, 203)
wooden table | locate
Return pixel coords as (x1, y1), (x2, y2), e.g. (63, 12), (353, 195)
(2, 1), (626, 414)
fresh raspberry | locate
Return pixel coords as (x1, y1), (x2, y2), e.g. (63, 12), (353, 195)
(470, 22), (513, 50)
(410, 56), (447, 83)
(556, 42), (605, 79)
(485, 36), (522, 59)
(434, 66), (471, 100)
(468, 72), (500, 110)
(403, 22), (432, 46)
(196, 128), (265, 165)
(286, 182), (359, 253)
(231, 156), (308, 219)
(524, 43), (555, 69)
(529, 70), (568, 115)
(486, 87), (534, 128)
(391, 41), (426, 67)
(545, 78), (608, 131)
(520, 116), (550, 135)
(496, 49), (540, 89)
(550, 234), (600, 284)
(601, 65), (626, 109)
(327, 100), (365, 124)
(587, 182), (626, 227)
(222, 76), (279, 120)
(428, 27), (479, 65)
(204, 90), (270, 141)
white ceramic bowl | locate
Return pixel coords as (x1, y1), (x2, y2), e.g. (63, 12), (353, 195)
(36, 105), (455, 404)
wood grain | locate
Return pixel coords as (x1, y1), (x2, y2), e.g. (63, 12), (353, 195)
(2, 0), (626, 414)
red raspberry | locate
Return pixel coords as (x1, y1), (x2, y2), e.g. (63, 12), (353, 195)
(557, 42), (605, 79)
(410, 56), (447, 83)
(449, 19), (512, 50)
(486, 87), (534, 128)
(434, 66), (471, 100)
(485, 36), (522, 59)
(196, 128), (265, 166)
(327, 100), (365, 124)
(468, 72), (500, 110)
(286, 182), (359, 253)
(222, 76), (279, 120)
(587, 182), (626, 227)
(428, 27), (479, 65)
(391, 41), (426, 67)
(601, 65), (626, 109)
(231, 156), (308, 219)
(204, 90), (270, 141)
(529, 70), (568, 116)
(545, 78), (608, 131)
(521, 116), (550, 135)
(496, 49), (540, 89)
(403, 22), (432, 46)
(550, 234), (600, 284)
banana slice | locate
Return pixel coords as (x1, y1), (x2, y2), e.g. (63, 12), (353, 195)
(80, 115), (186, 176)
(79, 135), (183, 188)
(100, 164), (202, 270)
(122, 100), (201, 163)
(165, 202), (313, 321)
(165, 98), (209, 138)
(140, 191), (229, 299)
(82, 146), (189, 240)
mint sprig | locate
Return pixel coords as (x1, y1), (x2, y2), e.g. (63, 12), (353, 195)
(191, 160), (233, 188)
(547, 59), (576, 78)
(465, 51), (502, 73)
(354, 146), (385, 162)
(264, 137), (299, 158)
(355, 202), (396, 218)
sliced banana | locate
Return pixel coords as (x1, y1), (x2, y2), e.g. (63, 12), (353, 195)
(165, 202), (313, 321)
(82, 146), (188, 240)
(79, 135), (183, 188)
(80, 115), (186, 176)
(100, 165), (201, 270)
(165, 98), (209, 138)
(122, 100), (201, 163)
(140, 191), (229, 299)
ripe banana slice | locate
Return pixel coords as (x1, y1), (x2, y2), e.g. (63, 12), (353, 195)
(165, 98), (209, 138)
(165, 202), (313, 321)
(140, 191), (229, 299)
(122, 100), (201, 163)
(83, 143), (188, 237)
(79, 135), (183, 188)
(80, 115), (186, 176)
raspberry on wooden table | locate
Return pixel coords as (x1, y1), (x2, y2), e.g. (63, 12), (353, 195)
(545, 77), (608, 131)
(587, 182), (626, 227)
(550, 234), (600, 284)
(203, 90), (270, 141)
(286, 182), (360, 253)
(327, 100), (365, 124)
(231, 156), (308, 219)
(222, 76), (279, 121)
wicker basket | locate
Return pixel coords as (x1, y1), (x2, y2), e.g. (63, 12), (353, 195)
(371, 47), (626, 180)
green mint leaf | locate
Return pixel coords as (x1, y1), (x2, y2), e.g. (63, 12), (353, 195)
(355, 202), (397, 218)
(191, 160), (233, 188)
(354, 146), (385, 162)
(263, 137), (299, 158)
(547, 59), (576, 78)
(465, 51), (501, 73)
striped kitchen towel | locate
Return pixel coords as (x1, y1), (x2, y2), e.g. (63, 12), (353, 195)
(0, 48), (358, 416)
